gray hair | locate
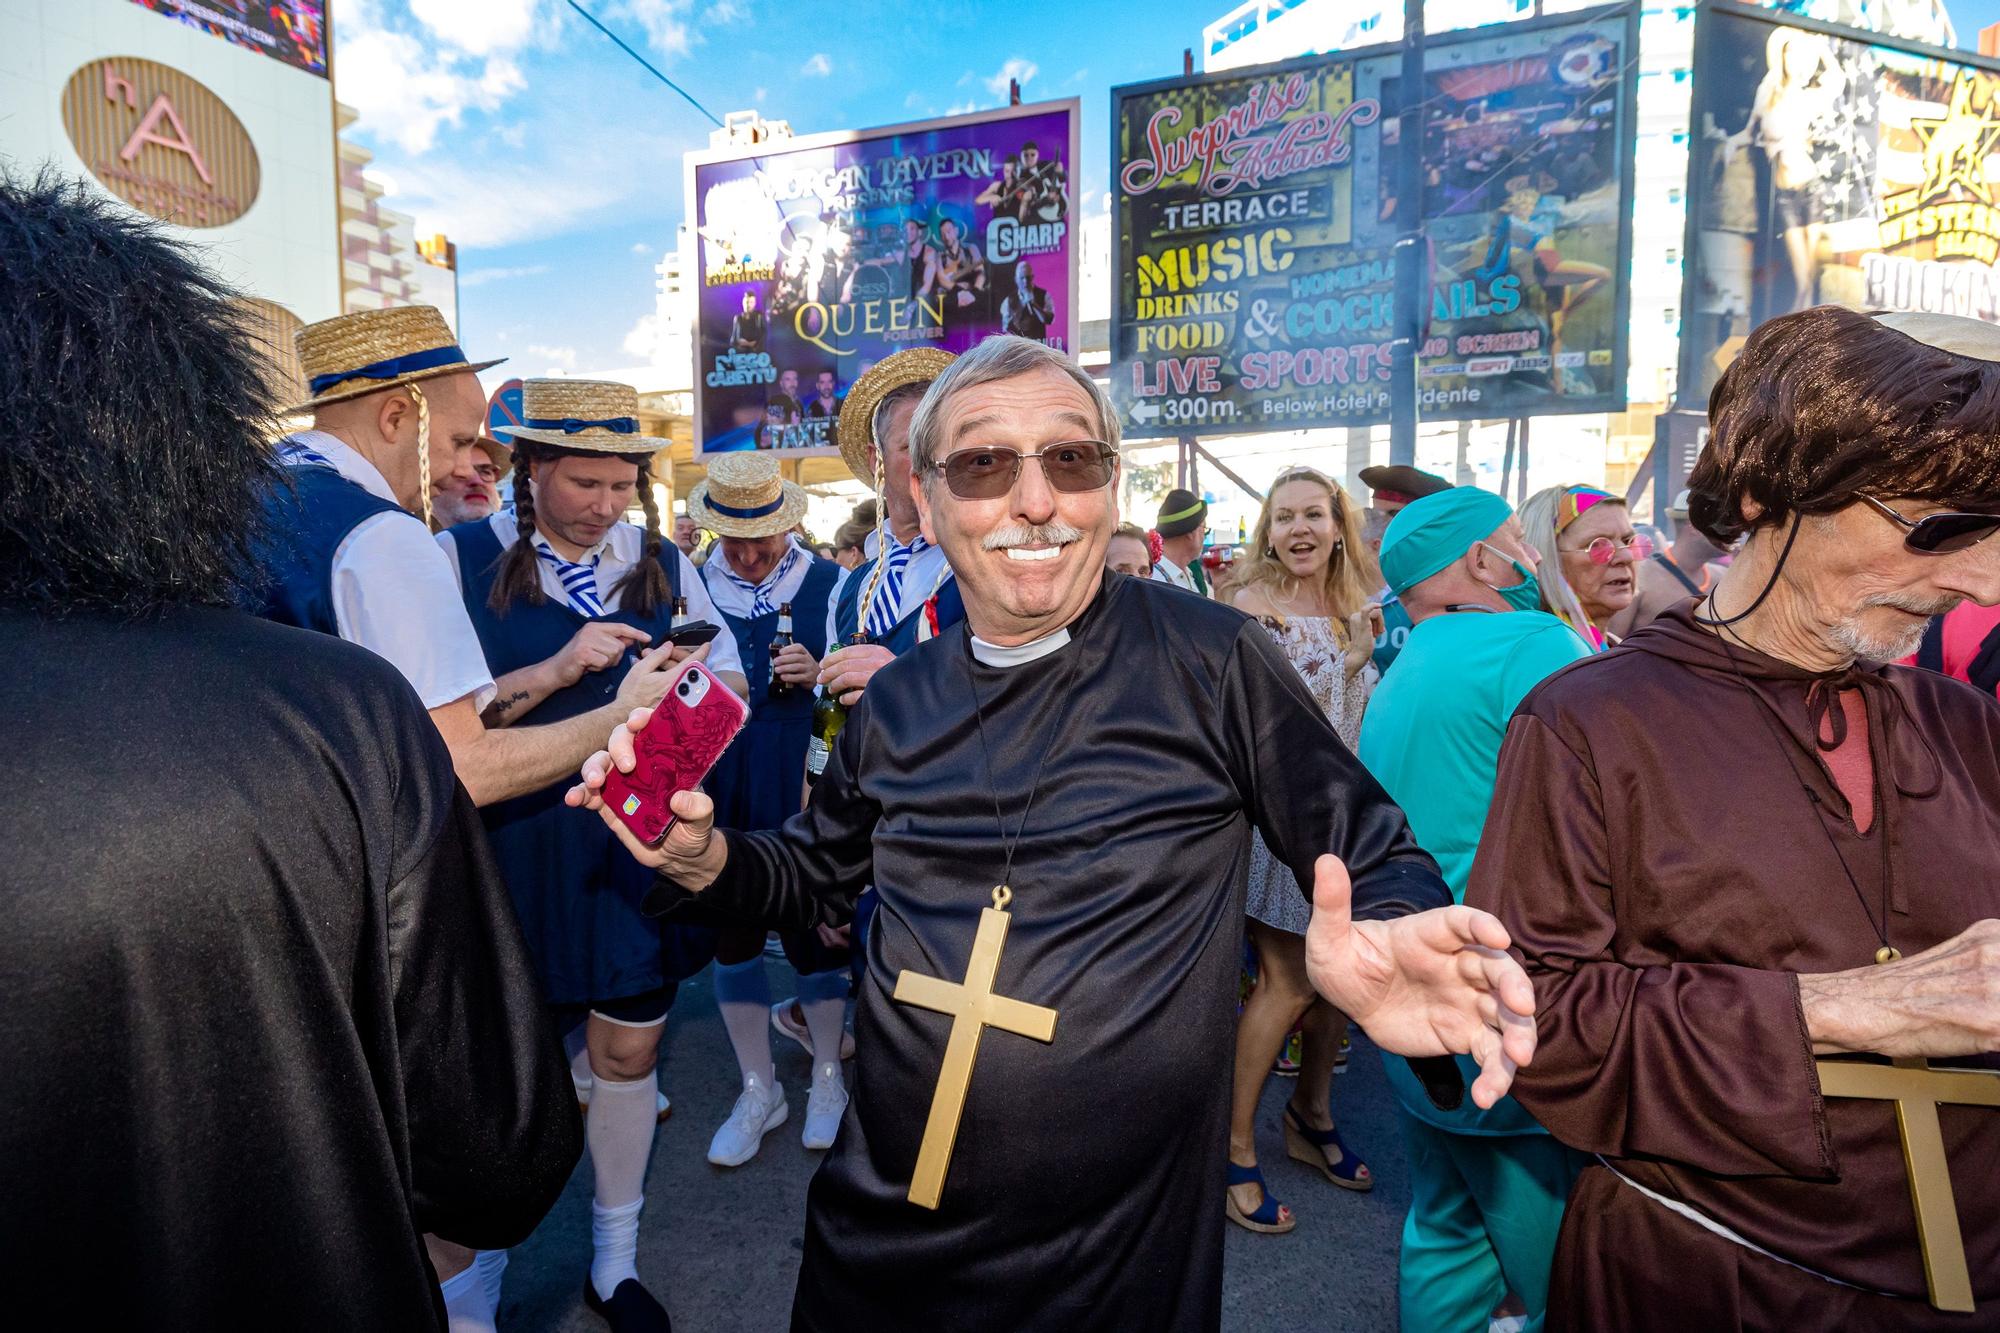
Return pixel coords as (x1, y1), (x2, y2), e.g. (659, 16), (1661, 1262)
(908, 336), (1120, 482)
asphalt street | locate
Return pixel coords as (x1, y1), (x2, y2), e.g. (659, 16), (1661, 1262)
(501, 954), (1411, 1331)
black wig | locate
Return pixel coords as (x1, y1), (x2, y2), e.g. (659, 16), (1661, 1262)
(0, 173), (282, 616)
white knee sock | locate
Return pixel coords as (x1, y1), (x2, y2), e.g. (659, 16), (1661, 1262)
(587, 1071), (658, 1301)
(474, 1248), (508, 1316)
(713, 957), (774, 1087)
(797, 969), (848, 1068)
(440, 1260), (496, 1333)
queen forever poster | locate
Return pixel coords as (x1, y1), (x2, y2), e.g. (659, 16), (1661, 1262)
(688, 102), (1078, 457)
(1112, 5), (1638, 439)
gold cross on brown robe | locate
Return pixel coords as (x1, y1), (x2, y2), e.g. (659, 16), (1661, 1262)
(1815, 1057), (2000, 1313)
(892, 886), (1058, 1209)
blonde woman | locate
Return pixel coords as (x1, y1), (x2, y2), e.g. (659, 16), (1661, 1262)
(1517, 483), (1648, 651)
(1224, 467), (1386, 1232)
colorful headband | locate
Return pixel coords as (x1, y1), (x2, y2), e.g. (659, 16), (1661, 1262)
(1556, 485), (1614, 533)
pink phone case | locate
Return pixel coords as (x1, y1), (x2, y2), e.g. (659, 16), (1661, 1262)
(602, 658), (750, 845)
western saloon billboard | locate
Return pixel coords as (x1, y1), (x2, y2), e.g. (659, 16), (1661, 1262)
(1678, 3), (2000, 406)
(1111, 5), (1638, 439)
(687, 100), (1079, 457)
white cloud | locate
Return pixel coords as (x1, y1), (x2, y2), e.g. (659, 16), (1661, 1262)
(408, 0), (542, 56)
(380, 152), (629, 247)
(459, 264), (550, 288)
(623, 312), (661, 360)
(800, 52), (832, 77)
(606, 0), (697, 59)
(527, 343), (578, 369)
(631, 241), (654, 255)
(946, 100), (981, 116)
(334, 0), (530, 154)
(984, 57), (1038, 98)
(754, 86), (769, 103)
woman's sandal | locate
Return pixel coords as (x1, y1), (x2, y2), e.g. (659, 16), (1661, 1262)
(1284, 1103), (1372, 1192)
(1224, 1160), (1297, 1234)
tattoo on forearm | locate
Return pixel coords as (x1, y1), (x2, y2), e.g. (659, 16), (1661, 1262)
(484, 690), (531, 722)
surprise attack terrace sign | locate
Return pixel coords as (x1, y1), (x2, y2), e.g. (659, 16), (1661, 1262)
(61, 57), (261, 228)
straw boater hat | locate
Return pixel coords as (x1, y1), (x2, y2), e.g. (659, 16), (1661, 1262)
(836, 346), (956, 488)
(289, 304), (503, 413)
(685, 452), (810, 538)
(503, 379), (671, 453)
(473, 435), (513, 478)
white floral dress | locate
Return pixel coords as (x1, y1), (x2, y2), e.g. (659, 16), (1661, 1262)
(1245, 615), (1374, 935)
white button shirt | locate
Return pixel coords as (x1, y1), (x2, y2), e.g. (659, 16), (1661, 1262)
(701, 539), (815, 620)
(1151, 555), (1198, 593)
(280, 431), (497, 712)
(436, 511), (744, 680)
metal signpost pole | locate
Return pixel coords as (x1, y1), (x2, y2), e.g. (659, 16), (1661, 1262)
(1389, 0), (1427, 468)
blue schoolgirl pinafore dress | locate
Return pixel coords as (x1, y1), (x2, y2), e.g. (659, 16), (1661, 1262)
(703, 557), (840, 834)
(448, 519), (702, 1006)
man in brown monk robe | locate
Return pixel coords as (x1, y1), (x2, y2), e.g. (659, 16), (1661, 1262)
(1468, 305), (2000, 1329)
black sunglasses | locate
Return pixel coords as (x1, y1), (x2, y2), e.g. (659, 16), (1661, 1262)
(931, 441), (1116, 501)
(1859, 493), (2000, 553)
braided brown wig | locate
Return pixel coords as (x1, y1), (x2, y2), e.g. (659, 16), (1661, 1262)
(486, 441), (672, 616)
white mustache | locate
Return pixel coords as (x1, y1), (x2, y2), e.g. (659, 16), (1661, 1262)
(983, 521), (1083, 551)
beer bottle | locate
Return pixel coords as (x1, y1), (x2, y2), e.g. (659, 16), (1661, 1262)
(768, 602), (795, 699)
(671, 595), (691, 629)
(806, 631), (868, 787)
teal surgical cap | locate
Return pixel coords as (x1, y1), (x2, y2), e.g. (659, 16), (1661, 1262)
(1379, 487), (1516, 596)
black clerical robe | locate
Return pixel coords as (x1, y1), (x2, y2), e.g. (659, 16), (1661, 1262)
(0, 607), (581, 1330)
(650, 572), (1446, 1331)
(1467, 604), (2000, 1328)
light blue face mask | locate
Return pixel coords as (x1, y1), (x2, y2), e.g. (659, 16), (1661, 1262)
(1478, 542), (1542, 612)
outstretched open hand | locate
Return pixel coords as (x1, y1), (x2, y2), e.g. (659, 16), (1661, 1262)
(1303, 855), (1537, 1108)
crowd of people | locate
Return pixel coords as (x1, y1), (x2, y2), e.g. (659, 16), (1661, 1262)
(6, 175), (2000, 1333)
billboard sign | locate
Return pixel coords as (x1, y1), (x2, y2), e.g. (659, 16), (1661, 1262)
(1678, 3), (2000, 406)
(1111, 5), (1638, 439)
(687, 101), (1079, 457)
(127, 1), (329, 78)
(62, 57), (261, 228)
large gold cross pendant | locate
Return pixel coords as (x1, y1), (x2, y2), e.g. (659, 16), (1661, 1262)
(891, 885), (1058, 1210)
(1815, 1056), (2000, 1312)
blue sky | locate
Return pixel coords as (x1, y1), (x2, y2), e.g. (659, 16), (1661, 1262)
(333, 0), (1229, 377)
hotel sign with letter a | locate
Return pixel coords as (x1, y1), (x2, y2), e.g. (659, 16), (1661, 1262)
(61, 57), (261, 228)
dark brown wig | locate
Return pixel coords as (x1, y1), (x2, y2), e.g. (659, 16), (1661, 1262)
(1690, 305), (2000, 544)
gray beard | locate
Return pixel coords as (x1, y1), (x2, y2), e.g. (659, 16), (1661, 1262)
(1826, 593), (1961, 662)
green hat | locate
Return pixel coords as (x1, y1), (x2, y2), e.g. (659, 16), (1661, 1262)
(1380, 487), (1515, 596)
(1156, 488), (1207, 538)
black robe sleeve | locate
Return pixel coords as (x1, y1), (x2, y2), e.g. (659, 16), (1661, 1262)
(392, 775), (586, 1249)
(643, 693), (882, 928)
(1221, 619), (1449, 921)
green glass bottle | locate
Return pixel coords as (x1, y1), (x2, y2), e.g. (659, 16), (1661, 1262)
(806, 630), (868, 787)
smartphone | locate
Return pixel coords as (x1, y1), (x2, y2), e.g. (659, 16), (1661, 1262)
(665, 620), (722, 649)
(602, 658), (750, 845)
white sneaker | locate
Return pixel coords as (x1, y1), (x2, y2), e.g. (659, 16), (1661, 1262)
(707, 1072), (788, 1166)
(802, 1061), (848, 1151)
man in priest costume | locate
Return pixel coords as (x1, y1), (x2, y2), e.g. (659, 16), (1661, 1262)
(570, 335), (1540, 1332)
(0, 176), (579, 1327)
(1468, 305), (2000, 1328)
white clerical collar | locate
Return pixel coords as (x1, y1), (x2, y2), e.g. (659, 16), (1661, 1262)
(969, 626), (1073, 667)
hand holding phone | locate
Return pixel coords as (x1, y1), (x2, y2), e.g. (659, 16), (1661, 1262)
(602, 657), (750, 845)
